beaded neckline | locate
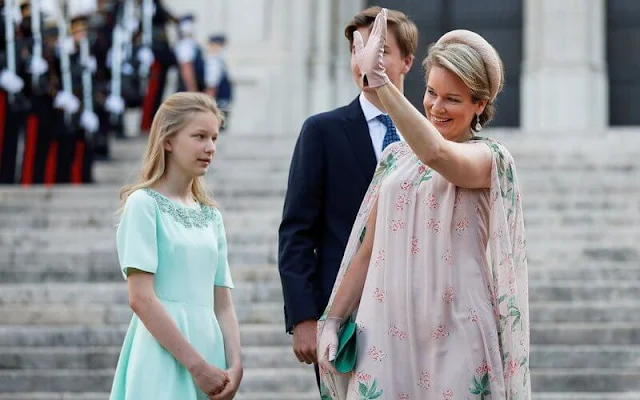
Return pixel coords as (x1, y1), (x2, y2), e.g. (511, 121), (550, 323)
(142, 188), (218, 229)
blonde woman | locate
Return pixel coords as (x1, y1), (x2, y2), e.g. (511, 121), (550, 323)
(318, 9), (530, 400)
(110, 93), (242, 400)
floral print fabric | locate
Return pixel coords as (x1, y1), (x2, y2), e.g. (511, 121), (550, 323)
(319, 138), (530, 400)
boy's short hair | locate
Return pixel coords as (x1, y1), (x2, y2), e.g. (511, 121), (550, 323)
(344, 6), (418, 58)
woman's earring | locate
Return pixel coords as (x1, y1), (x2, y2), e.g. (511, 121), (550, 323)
(475, 114), (482, 132)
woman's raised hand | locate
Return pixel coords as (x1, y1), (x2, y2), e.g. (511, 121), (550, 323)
(353, 8), (390, 89)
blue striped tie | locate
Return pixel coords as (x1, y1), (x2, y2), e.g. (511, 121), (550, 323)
(377, 114), (400, 151)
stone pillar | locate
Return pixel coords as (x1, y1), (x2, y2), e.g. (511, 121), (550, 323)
(521, 0), (608, 133)
(333, 0), (365, 106)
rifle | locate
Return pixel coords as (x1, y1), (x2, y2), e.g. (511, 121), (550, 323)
(138, 0), (152, 91)
(4, 0), (16, 103)
(30, 0), (43, 88)
(109, 24), (123, 125)
(56, 1), (73, 125)
(80, 34), (95, 138)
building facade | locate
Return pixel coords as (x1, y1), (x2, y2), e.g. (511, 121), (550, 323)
(166, 0), (639, 135)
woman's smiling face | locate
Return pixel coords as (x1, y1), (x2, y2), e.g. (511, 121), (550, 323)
(423, 65), (486, 142)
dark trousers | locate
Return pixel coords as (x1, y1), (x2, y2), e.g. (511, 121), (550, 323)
(56, 128), (93, 184)
(0, 91), (27, 183)
(93, 105), (111, 159)
(140, 60), (169, 133)
(20, 96), (56, 184)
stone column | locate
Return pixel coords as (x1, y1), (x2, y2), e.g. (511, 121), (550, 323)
(521, 0), (608, 133)
(333, 0), (365, 106)
(306, 0), (334, 115)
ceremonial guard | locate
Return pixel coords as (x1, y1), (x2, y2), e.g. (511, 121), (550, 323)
(139, 0), (176, 135)
(0, 0), (29, 183)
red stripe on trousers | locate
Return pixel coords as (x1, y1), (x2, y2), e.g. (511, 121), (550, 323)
(44, 141), (58, 186)
(141, 61), (161, 132)
(0, 91), (6, 166)
(71, 140), (84, 185)
(21, 114), (39, 185)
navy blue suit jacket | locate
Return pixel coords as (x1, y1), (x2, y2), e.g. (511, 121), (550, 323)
(278, 96), (378, 333)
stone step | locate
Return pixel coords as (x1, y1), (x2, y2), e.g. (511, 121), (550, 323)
(0, 186), (284, 211)
(0, 322), (637, 350)
(95, 166), (290, 188)
(94, 160), (291, 180)
(0, 227), (278, 249)
(530, 302), (640, 324)
(0, 186), (286, 207)
(0, 367), (637, 394)
(1, 243), (277, 267)
(527, 245), (640, 265)
(0, 280), (640, 308)
(0, 282), (284, 306)
(6, 262), (640, 285)
(3, 344), (640, 371)
(533, 393), (640, 400)
(528, 282), (640, 302)
(4, 190), (639, 214)
(4, 233), (639, 265)
(0, 368), (316, 393)
(0, 345), (302, 370)
(0, 392), (319, 400)
(2, 213), (637, 241)
(0, 324), (290, 348)
(529, 265), (640, 281)
(0, 260), (280, 283)
(6, 240), (639, 273)
(530, 345), (640, 369)
(0, 210), (283, 230)
(0, 394), (108, 400)
(0, 302), (285, 325)
(531, 323), (640, 345)
(1, 300), (638, 330)
(107, 135), (298, 161)
(5, 219), (640, 242)
(531, 369), (640, 392)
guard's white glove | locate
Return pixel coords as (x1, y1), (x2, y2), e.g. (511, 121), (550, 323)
(54, 91), (80, 114)
(137, 46), (155, 67)
(0, 69), (24, 94)
(83, 56), (97, 73)
(122, 62), (135, 76)
(53, 91), (72, 109)
(175, 39), (196, 63)
(60, 37), (75, 55)
(128, 18), (139, 34)
(80, 110), (100, 133)
(318, 317), (343, 375)
(64, 94), (81, 114)
(29, 56), (49, 76)
(105, 94), (125, 114)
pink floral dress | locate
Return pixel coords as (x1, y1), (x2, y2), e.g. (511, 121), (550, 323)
(319, 138), (530, 400)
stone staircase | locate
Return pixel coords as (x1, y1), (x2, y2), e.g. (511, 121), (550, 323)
(0, 129), (639, 399)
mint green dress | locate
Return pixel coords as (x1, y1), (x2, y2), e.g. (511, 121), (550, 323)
(109, 188), (234, 400)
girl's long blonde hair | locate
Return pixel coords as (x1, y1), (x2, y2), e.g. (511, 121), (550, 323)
(117, 92), (225, 215)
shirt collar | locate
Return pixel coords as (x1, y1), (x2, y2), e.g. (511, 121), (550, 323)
(359, 92), (387, 122)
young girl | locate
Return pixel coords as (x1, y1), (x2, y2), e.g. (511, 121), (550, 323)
(110, 92), (242, 400)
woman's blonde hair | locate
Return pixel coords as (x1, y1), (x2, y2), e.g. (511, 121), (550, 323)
(118, 92), (225, 214)
(422, 41), (504, 131)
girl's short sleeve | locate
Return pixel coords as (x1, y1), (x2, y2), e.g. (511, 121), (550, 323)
(213, 210), (234, 288)
(116, 190), (159, 278)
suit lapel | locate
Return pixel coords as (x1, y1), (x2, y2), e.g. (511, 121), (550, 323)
(343, 97), (377, 183)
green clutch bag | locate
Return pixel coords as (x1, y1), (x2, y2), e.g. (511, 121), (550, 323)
(332, 317), (357, 374)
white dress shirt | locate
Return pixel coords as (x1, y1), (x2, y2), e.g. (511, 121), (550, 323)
(359, 92), (404, 162)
